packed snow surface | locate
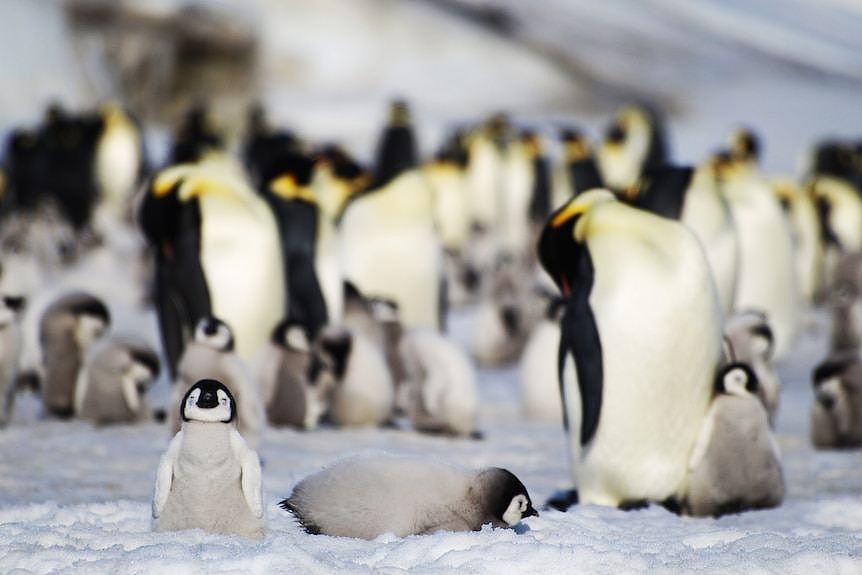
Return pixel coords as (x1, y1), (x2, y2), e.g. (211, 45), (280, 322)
(0, 309), (860, 574)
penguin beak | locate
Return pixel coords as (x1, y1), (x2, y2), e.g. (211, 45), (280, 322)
(197, 391), (218, 409)
(525, 504), (539, 518)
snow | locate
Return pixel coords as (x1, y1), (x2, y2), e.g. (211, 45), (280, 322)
(1, 0), (861, 572)
(1, 307), (861, 574)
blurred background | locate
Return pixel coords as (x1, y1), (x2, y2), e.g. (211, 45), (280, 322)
(2, 0), (861, 172)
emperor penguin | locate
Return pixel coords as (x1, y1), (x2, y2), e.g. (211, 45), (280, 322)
(551, 128), (603, 210)
(519, 295), (566, 422)
(0, 295), (24, 427)
(255, 319), (336, 430)
(498, 130), (551, 257)
(828, 251), (862, 352)
(400, 328), (479, 437)
(140, 153), (286, 367)
(280, 454), (537, 539)
(171, 317), (265, 449)
(596, 105), (669, 191)
(317, 325), (394, 427)
(538, 189), (722, 508)
(684, 363), (784, 517)
(810, 175), (862, 289)
(465, 113), (510, 232)
(169, 104), (224, 164)
(810, 352), (862, 449)
(74, 336), (160, 425)
(724, 310), (781, 425)
(771, 178), (823, 305)
(262, 152), (328, 337)
(339, 106), (443, 329)
(367, 100), (417, 192)
(241, 102), (300, 191)
(310, 145), (369, 321)
(39, 292), (111, 418)
(716, 148), (799, 359)
(153, 379), (265, 539)
(94, 103), (145, 220)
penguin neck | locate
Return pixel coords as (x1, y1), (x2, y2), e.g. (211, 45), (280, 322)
(180, 420), (235, 462)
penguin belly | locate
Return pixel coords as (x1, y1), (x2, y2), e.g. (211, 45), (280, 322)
(725, 178), (799, 358)
(329, 333), (394, 427)
(154, 424), (264, 538)
(95, 123), (140, 213)
(519, 320), (562, 422)
(498, 144), (534, 257)
(428, 165), (470, 253)
(466, 136), (502, 231)
(680, 170), (739, 315)
(197, 192), (286, 363)
(572, 211), (721, 506)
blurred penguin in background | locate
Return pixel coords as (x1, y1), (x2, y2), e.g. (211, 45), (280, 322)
(724, 310), (781, 425)
(74, 336), (159, 425)
(241, 103), (300, 191)
(770, 177), (823, 306)
(826, 251), (862, 353)
(169, 103), (224, 165)
(0, 295), (24, 427)
(809, 172), (862, 289)
(717, 131), (799, 359)
(260, 151), (328, 338)
(519, 294), (566, 423)
(340, 101), (443, 329)
(39, 292), (110, 418)
(94, 103), (146, 222)
(551, 128), (603, 210)
(810, 352), (862, 449)
(465, 113), (509, 233)
(498, 129), (550, 258)
(139, 151), (285, 368)
(596, 105), (668, 191)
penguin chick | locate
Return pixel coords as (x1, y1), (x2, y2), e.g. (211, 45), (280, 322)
(171, 317), (265, 449)
(519, 295), (566, 422)
(400, 329), (478, 437)
(256, 319), (335, 430)
(827, 251), (862, 353)
(279, 454), (537, 539)
(471, 257), (533, 367)
(724, 310), (781, 426)
(317, 325), (394, 427)
(74, 336), (160, 425)
(153, 379), (265, 539)
(39, 292), (110, 418)
(810, 352), (862, 449)
(684, 363), (784, 517)
(0, 296), (24, 427)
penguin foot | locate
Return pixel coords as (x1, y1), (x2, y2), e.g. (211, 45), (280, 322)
(544, 489), (579, 511)
(618, 499), (650, 511)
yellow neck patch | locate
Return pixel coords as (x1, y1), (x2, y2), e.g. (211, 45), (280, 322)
(270, 174), (317, 204)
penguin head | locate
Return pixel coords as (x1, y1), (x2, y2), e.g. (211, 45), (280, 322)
(0, 295), (25, 326)
(316, 327), (353, 380)
(267, 153), (317, 203)
(72, 297), (111, 349)
(194, 316), (234, 352)
(480, 468), (538, 527)
(729, 127), (761, 165)
(181, 379), (236, 423)
(716, 362), (759, 397)
(729, 309), (775, 361)
(388, 99), (411, 127)
(519, 129), (542, 158)
(120, 346), (160, 414)
(811, 353), (859, 442)
(272, 319), (312, 353)
(559, 128), (592, 162)
(537, 190), (616, 297)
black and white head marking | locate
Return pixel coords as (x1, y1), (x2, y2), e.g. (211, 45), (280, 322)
(181, 379), (236, 423)
(194, 316), (234, 352)
(272, 319), (311, 352)
(716, 362), (759, 397)
(485, 468), (538, 526)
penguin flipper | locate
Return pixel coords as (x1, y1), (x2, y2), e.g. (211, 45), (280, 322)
(230, 429), (263, 518)
(560, 293), (603, 446)
(152, 432), (182, 517)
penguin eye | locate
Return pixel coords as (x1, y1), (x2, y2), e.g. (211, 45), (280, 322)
(220, 398), (228, 406)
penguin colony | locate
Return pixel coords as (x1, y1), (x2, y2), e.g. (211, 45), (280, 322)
(0, 97), (860, 541)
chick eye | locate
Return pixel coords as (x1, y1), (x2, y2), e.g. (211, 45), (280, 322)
(220, 398), (227, 406)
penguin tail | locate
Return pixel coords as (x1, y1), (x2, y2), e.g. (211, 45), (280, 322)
(277, 498), (294, 512)
(279, 498), (321, 535)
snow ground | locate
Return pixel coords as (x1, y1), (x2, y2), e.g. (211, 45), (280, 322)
(0, 307), (860, 574)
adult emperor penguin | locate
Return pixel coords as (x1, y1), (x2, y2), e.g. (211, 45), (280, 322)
(367, 100), (417, 192)
(551, 128), (604, 210)
(716, 148), (799, 358)
(810, 352), (862, 448)
(171, 317), (265, 449)
(519, 295), (566, 422)
(339, 105), (443, 329)
(241, 102), (300, 191)
(255, 319), (335, 430)
(538, 189), (722, 508)
(74, 336), (160, 425)
(684, 362), (784, 517)
(169, 104), (224, 164)
(771, 177), (823, 305)
(498, 129), (551, 257)
(140, 153), (286, 367)
(280, 454), (537, 539)
(39, 292), (111, 418)
(317, 325), (394, 427)
(724, 310), (781, 425)
(94, 103), (145, 219)
(0, 296), (24, 427)
(810, 175), (862, 288)
(153, 379), (265, 539)
(465, 113), (509, 232)
(596, 105), (669, 191)
(400, 328), (479, 437)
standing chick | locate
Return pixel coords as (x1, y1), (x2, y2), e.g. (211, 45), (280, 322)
(724, 310), (781, 425)
(153, 379), (265, 538)
(811, 352), (862, 448)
